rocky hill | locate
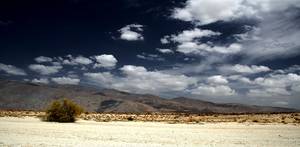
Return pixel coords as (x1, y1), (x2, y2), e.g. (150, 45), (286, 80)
(0, 79), (297, 113)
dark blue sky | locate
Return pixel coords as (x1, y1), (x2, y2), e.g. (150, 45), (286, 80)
(0, 0), (300, 108)
(0, 0), (186, 67)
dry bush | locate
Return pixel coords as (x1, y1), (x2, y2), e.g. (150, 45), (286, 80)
(127, 116), (134, 121)
(45, 98), (84, 122)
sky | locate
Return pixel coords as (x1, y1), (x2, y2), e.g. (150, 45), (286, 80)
(0, 0), (300, 108)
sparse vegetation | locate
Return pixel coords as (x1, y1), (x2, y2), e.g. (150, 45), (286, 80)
(127, 116), (134, 121)
(45, 98), (84, 122)
(1, 110), (300, 124)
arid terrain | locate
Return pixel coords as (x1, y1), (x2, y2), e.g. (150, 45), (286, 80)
(0, 116), (300, 147)
(1, 0), (300, 146)
(1, 80), (298, 114)
(1, 80), (300, 146)
(1, 111), (300, 124)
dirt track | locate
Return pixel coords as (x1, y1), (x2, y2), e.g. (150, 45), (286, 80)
(0, 117), (300, 147)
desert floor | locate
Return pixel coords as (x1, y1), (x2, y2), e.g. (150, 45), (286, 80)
(0, 117), (299, 147)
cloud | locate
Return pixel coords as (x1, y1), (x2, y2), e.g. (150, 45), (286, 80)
(51, 62), (61, 66)
(170, 0), (300, 60)
(161, 54), (226, 75)
(247, 88), (291, 97)
(161, 28), (221, 43)
(136, 53), (165, 61)
(207, 75), (228, 85)
(31, 78), (49, 84)
(190, 75), (235, 96)
(171, 0), (300, 25)
(160, 38), (169, 44)
(28, 64), (62, 75)
(34, 56), (53, 63)
(120, 65), (147, 75)
(156, 48), (174, 54)
(93, 54), (118, 68)
(119, 24), (144, 41)
(241, 10), (300, 61)
(253, 73), (300, 88)
(0, 63), (27, 76)
(163, 0), (299, 97)
(51, 77), (80, 85)
(161, 64), (300, 99)
(84, 72), (114, 86)
(220, 64), (271, 74)
(291, 84), (300, 93)
(177, 42), (241, 55)
(117, 65), (196, 93)
(171, 0), (254, 25)
(234, 26), (261, 41)
(191, 85), (235, 96)
(228, 75), (252, 84)
(100, 65), (299, 107)
(62, 55), (92, 65)
(84, 65), (196, 94)
(62, 59), (78, 65)
(279, 65), (300, 74)
(160, 28), (240, 55)
(73, 56), (93, 65)
(272, 101), (289, 107)
(246, 0), (300, 12)
(246, 73), (300, 97)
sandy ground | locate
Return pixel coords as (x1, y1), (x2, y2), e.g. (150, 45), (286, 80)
(0, 117), (299, 147)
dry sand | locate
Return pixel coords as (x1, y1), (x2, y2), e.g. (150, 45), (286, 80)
(0, 117), (299, 147)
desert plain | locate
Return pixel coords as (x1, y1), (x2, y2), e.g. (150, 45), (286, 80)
(0, 111), (300, 147)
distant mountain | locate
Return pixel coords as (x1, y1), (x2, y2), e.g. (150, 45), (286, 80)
(0, 79), (298, 113)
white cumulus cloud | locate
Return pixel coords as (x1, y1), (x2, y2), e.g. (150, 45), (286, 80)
(171, 0), (300, 25)
(28, 64), (62, 75)
(35, 56), (53, 63)
(31, 78), (49, 84)
(247, 88), (291, 97)
(156, 48), (174, 54)
(0, 63), (27, 76)
(220, 64), (271, 74)
(191, 85), (235, 96)
(85, 65), (196, 94)
(162, 28), (221, 43)
(246, 73), (300, 97)
(177, 42), (241, 55)
(73, 56), (93, 65)
(119, 24), (144, 41)
(207, 75), (228, 85)
(172, 0), (254, 25)
(51, 77), (80, 85)
(117, 65), (196, 94)
(84, 72), (114, 86)
(93, 54), (118, 68)
(62, 55), (92, 65)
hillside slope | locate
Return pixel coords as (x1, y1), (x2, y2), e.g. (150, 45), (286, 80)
(0, 80), (297, 113)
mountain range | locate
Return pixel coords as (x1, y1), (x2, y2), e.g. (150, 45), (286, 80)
(0, 79), (298, 113)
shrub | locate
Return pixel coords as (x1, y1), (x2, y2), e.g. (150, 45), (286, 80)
(45, 98), (84, 122)
(127, 116), (134, 121)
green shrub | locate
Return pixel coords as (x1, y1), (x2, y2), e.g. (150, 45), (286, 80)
(45, 98), (84, 122)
